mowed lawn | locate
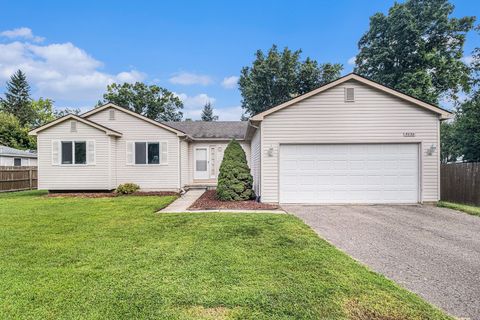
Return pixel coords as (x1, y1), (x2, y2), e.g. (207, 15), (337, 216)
(0, 191), (450, 320)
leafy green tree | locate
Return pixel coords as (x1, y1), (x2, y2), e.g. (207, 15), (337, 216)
(0, 112), (35, 149)
(440, 121), (461, 163)
(239, 45), (342, 117)
(101, 82), (183, 121)
(216, 139), (255, 201)
(354, 0), (475, 104)
(53, 107), (81, 118)
(201, 101), (218, 121)
(0, 70), (35, 127)
(30, 98), (56, 127)
(454, 92), (480, 161)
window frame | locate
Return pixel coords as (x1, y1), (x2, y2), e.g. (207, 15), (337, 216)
(131, 141), (168, 166)
(60, 140), (88, 166)
(13, 158), (21, 166)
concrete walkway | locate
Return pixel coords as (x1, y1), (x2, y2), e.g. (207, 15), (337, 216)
(159, 189), (205, 213)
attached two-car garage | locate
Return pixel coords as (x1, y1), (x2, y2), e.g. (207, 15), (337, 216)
(279, 144), (419, 204)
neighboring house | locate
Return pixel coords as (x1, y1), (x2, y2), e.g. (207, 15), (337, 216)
(0, 145), (37, 166)
(29, 73), (451, 204)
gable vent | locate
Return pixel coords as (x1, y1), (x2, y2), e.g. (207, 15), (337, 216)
(345, 87), (355, 102)
(70, 120), (77, 132)
(109, 109), (115, 120)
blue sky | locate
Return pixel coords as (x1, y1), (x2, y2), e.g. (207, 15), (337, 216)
(0, 0), (478, 120)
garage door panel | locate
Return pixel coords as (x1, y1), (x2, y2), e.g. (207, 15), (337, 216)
(279, 144), (419, 204)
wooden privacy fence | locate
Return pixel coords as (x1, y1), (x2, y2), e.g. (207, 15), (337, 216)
(441, 162), (480, 206)
(0, 166), (37, 192)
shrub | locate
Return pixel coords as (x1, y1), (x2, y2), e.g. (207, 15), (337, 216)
(116, 183), (140, 195)
(216, 139), (255, 201)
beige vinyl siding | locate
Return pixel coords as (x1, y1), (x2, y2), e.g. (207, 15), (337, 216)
(250, 127), (261, 196)
(187, 141), (251, 184)
(36, 120), (111, 190)
(260, 80), (440, 203)
(87, 107), (180, 191)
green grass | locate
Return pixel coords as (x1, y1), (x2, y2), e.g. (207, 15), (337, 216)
(438, 201), (480, 217)
(0, 191), (450, 320)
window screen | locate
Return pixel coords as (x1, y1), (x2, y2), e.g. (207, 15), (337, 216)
(148, 143), (159, 164)
(75, 142), (87, 164)
(61, 141), (73, 164)
(14, 158), (21, 166)
(135, 142), (147, 164)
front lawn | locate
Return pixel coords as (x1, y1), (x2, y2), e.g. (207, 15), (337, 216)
(0, 191), (450, 319)
(438, 201), (480, 217)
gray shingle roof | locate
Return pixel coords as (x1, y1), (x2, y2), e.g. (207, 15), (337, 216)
(0, 145), (37, 158)
(163, 121), (248, 139)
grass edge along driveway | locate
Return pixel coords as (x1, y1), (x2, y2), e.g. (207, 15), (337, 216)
(438, 200), (480, 217)
(0, 191), (451, 319)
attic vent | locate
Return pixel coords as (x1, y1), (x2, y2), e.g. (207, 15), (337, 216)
(345, 87), (355, 102)
(70, 120), (77, 132)
(109, 109), (115, 120)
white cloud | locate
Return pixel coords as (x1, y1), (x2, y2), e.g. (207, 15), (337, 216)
(462, 55), (474, 65)
(174, 92), (218, 119)
(169, 72), (213, 86)
(215, 106), (243, 121)
(0, 36), (146, 102)
(221, 76), (239, 89)
(0, 27), (44, 43)
(347, 56), (356, 65)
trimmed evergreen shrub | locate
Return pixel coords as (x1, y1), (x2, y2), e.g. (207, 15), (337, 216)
(216, 139), (255, 201)
(116, 183), (140, 195)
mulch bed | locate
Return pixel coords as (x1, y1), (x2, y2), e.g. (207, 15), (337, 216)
(188, 190), (278, 210)
(47, 191), (179, 198)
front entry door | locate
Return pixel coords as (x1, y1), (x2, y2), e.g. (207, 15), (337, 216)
(194, 147), (209, 179)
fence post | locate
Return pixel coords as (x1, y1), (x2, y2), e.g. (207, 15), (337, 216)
(29, 168), (32, 190)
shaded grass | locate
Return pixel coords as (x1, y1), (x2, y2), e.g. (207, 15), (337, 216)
(438, 201), (480, 217)
(0, 190), (450, 319)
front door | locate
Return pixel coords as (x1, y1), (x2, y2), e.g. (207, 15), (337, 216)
(194, 147), (209, 179)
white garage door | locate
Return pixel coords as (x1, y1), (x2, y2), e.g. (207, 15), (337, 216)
(279, 144), (419, 204)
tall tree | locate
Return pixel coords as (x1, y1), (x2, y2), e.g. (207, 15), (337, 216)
(101, 82), (183, 121)
(354, 0), (475, 104)
(239, 45), (342, 117)
(454, 91), (480, 162)
(0, 70), (35, 127)
(0, 112), (35, 150)
(201, 101), (218, 121)
(440, 121), (460, 163)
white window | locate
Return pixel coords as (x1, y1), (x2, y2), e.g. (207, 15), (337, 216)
(52, 140), (95, 165)
(127, 141), (167, 165)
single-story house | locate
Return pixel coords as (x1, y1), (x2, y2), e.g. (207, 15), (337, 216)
(29, 73), (451, 204)
(0, 145), (37, 166)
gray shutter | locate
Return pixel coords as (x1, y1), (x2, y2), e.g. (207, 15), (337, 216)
(52, 140), (60, 165)
(87, 140), (95, 164)
(160, 142), (168, 164)
(126, 141), (134, 165)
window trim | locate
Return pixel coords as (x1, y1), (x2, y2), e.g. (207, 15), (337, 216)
(129, 141), (168, 166)
(59, 140), (89, 166)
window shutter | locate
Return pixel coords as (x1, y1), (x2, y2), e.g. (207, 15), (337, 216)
(126, 141), (134, 165)
(160, 142), (168, 164)
(70, 121), (77, 132)
(52, 140), (60, 165)
(87, 140), (95, 164)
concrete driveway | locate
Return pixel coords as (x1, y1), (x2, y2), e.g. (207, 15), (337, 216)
(283, 204), (480, 319)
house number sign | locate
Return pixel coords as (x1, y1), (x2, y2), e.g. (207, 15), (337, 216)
(403, 132), (415, 137)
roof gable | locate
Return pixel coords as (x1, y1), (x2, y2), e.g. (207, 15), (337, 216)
(29, 114), (122, 136)
(82, 103), (186, 136)
(250, 73), (452, 121)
